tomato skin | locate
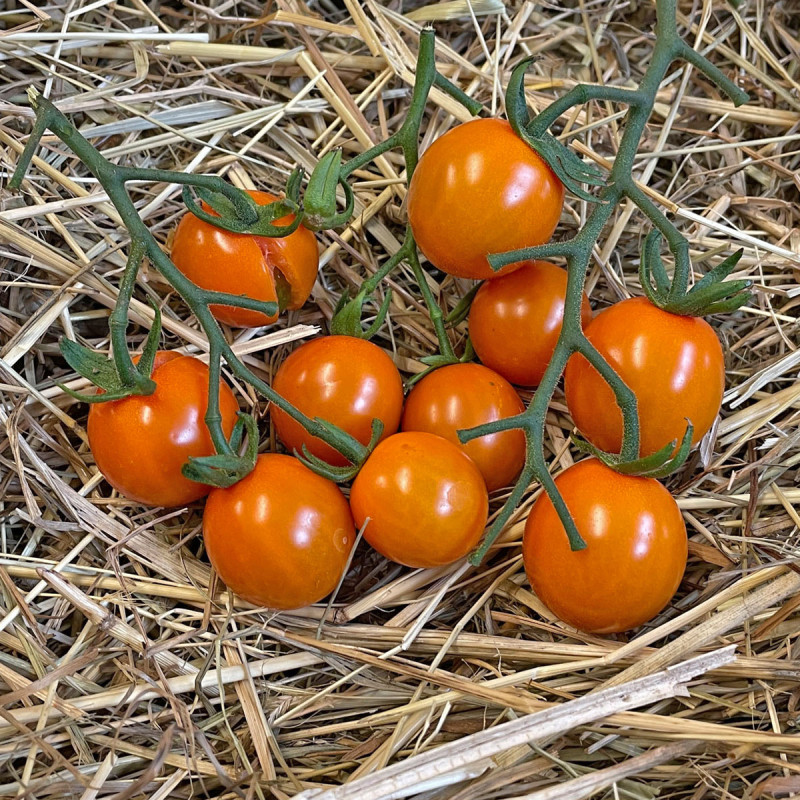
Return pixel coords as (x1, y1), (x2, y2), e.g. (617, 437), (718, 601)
(87, 352), (238, 507)
(401, 363), (525, 492)
(407, 119), (564, 280)
(564, 298), (725, 457)
(350, 432), (488, 568)
(469, 261), (592, 387)
(171, 189), (318, 327)
(271, 336), (404, 467)
(203, 454), (355, 609)
(523, 459), (687, 633)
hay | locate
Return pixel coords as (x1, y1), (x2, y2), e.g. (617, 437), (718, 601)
(1, 0), (799, 797)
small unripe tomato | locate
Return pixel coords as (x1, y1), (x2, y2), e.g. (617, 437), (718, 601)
(350, 432), (489, 568)
(523, 458), (687, 634)
(171, 189), (318, 327)
(271, 336), (404, 467)
(564, 297), (725, 457)
(407, 119), (564, 280)
(204, 454), (356, 610)
(87, 352), (238, 507)
(469, 260), (592, 387)
(401, 363), (525, 491)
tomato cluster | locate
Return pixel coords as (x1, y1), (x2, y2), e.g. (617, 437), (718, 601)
(85, 117), (728, 632)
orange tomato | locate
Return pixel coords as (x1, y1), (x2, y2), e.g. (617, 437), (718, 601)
(564, 297), (725, 457)
(523, 458), (687, 633)
(271, 336), (404, 467)
(87, 352), (238, 506)
(350, 432), (488, 568)
(204, 454), (355, 609)
(469, 260), (592, 386)
(171, 189), (318, 327)
(407, 119), (564, 280)
(401, 363), (525, 491)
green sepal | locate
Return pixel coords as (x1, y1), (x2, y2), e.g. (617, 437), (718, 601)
(506, 58), (605, 202)
(137, 300), (162, 377)
(295, 447), (360, 483)
(285, 167), (305, 206)
(405, 355), (461, 389)
(181, 412), (259, 489)
(445, 283), (480, 327)
(58, 336), (157, 402)
(294, 416), (382, 482)
(303, 150), (356, 232)
(571, 420), (694, 479)
(330, 289), (392, 339)
(60, 338), (129, 393)
(56, 383), (137, 404)
(640, 230), (671, 302)
(181, 185), (304, 238)
(419, 353), (461, 368)
(640, 233), (751, 316)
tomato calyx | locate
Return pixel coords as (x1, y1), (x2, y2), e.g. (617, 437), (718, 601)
(295, 417), (385, 482)
(570, 421), (695, 479)
(303, 150), (356, 232)
(506, 58), (606, 204)
(182, 411), (259, 489)
(58, 301), (162, 403)
(331, 288), (392, 340)
(181, 184), (304, 239)
(640, 231), (751, 316)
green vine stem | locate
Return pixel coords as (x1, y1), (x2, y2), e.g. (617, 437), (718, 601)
(461, 0), (750, 564)
(332, 27), (481, 353)
(9, 90), (369, 484)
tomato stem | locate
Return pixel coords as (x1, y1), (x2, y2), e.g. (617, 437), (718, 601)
(464, 0), (750, 561)
(11, 91), (369, 480)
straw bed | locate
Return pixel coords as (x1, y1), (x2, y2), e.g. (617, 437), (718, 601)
(1, 0), (799, 797)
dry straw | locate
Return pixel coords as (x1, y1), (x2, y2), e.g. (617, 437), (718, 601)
(1, 0), (799, 798)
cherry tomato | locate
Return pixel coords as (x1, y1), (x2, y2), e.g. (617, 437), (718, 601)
(203, 454), (355, 609)
(350, 432), (488, 568)
(401, 363), (525, 492)
(469, 260), (592, 387)
(407, 119), (564, 280)
(564, 297), (725, 458)
(171, 189), (318, 327)
(87, 352), (238, 507)
(271, 336), (404, 467)
(523, 458), (687, 633)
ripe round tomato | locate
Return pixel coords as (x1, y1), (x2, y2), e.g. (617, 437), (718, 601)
(87, 352), (238, 506)
(171, 189), (318, 327)
(563, 297), (725, 458)
(407, 119), (564, 280)
(401, 363), (525, 492)
(271, 336), (404, 467)
(469, 260), (592, 387)
(523, 458), (687, 633)
(203, 454), (355, 609)
(350, 432), (488, 568)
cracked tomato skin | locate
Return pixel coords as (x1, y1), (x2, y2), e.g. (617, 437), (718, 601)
(271, 336), (404, 467)
(171, 189), (318, 327)
(87, 351), (238, 507)
(469, 260), (592, 387)
(407, 119), (564, 280)
(564, 297), (725, 458)
(401, 363), (525, 492)
(203, 454), (356, 610)
(523, 458), (687, 634)
(350, 432), (489, 568)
